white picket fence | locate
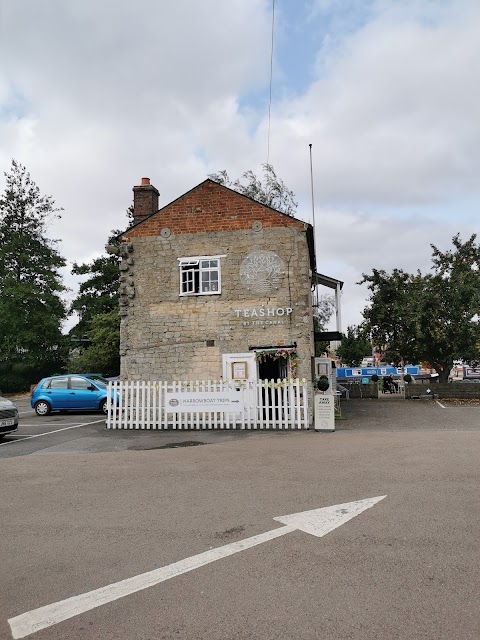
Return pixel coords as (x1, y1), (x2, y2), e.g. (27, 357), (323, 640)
(106, 379), (310, 430)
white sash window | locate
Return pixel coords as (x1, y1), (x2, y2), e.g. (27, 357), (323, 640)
(178, 256), (224, 296)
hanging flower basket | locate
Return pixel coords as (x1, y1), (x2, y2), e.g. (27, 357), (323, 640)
(254, 347), (298, 378)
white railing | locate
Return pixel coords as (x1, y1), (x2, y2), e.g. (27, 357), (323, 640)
(106, 379), (309, 430)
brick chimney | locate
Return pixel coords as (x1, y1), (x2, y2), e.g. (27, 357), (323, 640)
(132, 177), (159, 225)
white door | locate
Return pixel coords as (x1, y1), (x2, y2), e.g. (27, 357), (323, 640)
(222, 353), (258, 421)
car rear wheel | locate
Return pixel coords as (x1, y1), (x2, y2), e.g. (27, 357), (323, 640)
(100, 399), (108, 414)
(35, 400), (51, 416)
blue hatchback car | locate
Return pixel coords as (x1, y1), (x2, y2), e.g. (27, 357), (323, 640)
(31, 374), (115, 416)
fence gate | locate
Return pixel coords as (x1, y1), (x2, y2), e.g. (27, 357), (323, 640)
(106, 379), (309, 430)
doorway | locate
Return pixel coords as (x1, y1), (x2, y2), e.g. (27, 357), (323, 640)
(257, 351), (289, 421)
(258, 354), (288, 381)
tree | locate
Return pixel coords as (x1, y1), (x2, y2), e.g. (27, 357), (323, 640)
(68, 232), (122, 374)
(70, 231), (122, 340)
(68, 204), (133, 374)
(361, 268), (424, 367)
(209, 163), (298, 216)
(361, 235), (480, 382)
(415, 236), (480, 379)
(314, 294), (335, 330)
(68, 311), (120, 376)
(313, 294), (335, 356)
(336, 325), (372, 367)
(0, 160), (66, 391)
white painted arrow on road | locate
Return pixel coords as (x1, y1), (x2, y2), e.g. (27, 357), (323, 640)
(9, 495), (386, 639)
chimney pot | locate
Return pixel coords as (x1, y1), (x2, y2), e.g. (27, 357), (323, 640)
(141, 177), (150, 185)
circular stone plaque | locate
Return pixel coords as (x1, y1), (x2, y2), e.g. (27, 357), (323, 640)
(240, 251), (285, 295)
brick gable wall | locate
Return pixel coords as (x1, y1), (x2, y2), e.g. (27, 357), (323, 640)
(125, 180), (307, 239)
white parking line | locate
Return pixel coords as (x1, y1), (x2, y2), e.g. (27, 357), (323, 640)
(17, 422), (90, 427)
(0, 419), (105, 446)
(435, 400), (446, 409)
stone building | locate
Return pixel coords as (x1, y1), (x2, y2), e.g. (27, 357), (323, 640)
(117, 177), (341, 385)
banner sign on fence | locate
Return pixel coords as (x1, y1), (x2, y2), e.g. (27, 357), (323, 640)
(164, 391), (244, 413)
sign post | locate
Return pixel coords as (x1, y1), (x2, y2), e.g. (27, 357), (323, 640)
(314, 394), (335, 432)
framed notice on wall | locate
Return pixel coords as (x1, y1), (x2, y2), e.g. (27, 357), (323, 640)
(317, 362), (329, 376)
(231, 362), (248, 380)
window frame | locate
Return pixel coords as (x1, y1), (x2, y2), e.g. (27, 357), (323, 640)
(178, 255), (225, 297)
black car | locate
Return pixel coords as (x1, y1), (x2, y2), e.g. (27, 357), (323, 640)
(0, 396), (19, 439)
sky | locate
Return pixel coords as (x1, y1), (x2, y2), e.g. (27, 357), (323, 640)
(1, 0), (479, 333)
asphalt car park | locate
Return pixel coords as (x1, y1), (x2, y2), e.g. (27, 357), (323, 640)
(0, 396), (108, 457)
(0, 395), (266, 459)
(2, 393), (480, 460)
(2, 395), (480, 639)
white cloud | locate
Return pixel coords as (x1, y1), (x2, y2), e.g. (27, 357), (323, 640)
(268, 1), (480, 207)
(0, 0), (271, 256)
(1, 0), (479, 333)
(314, 207), (474, 329)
